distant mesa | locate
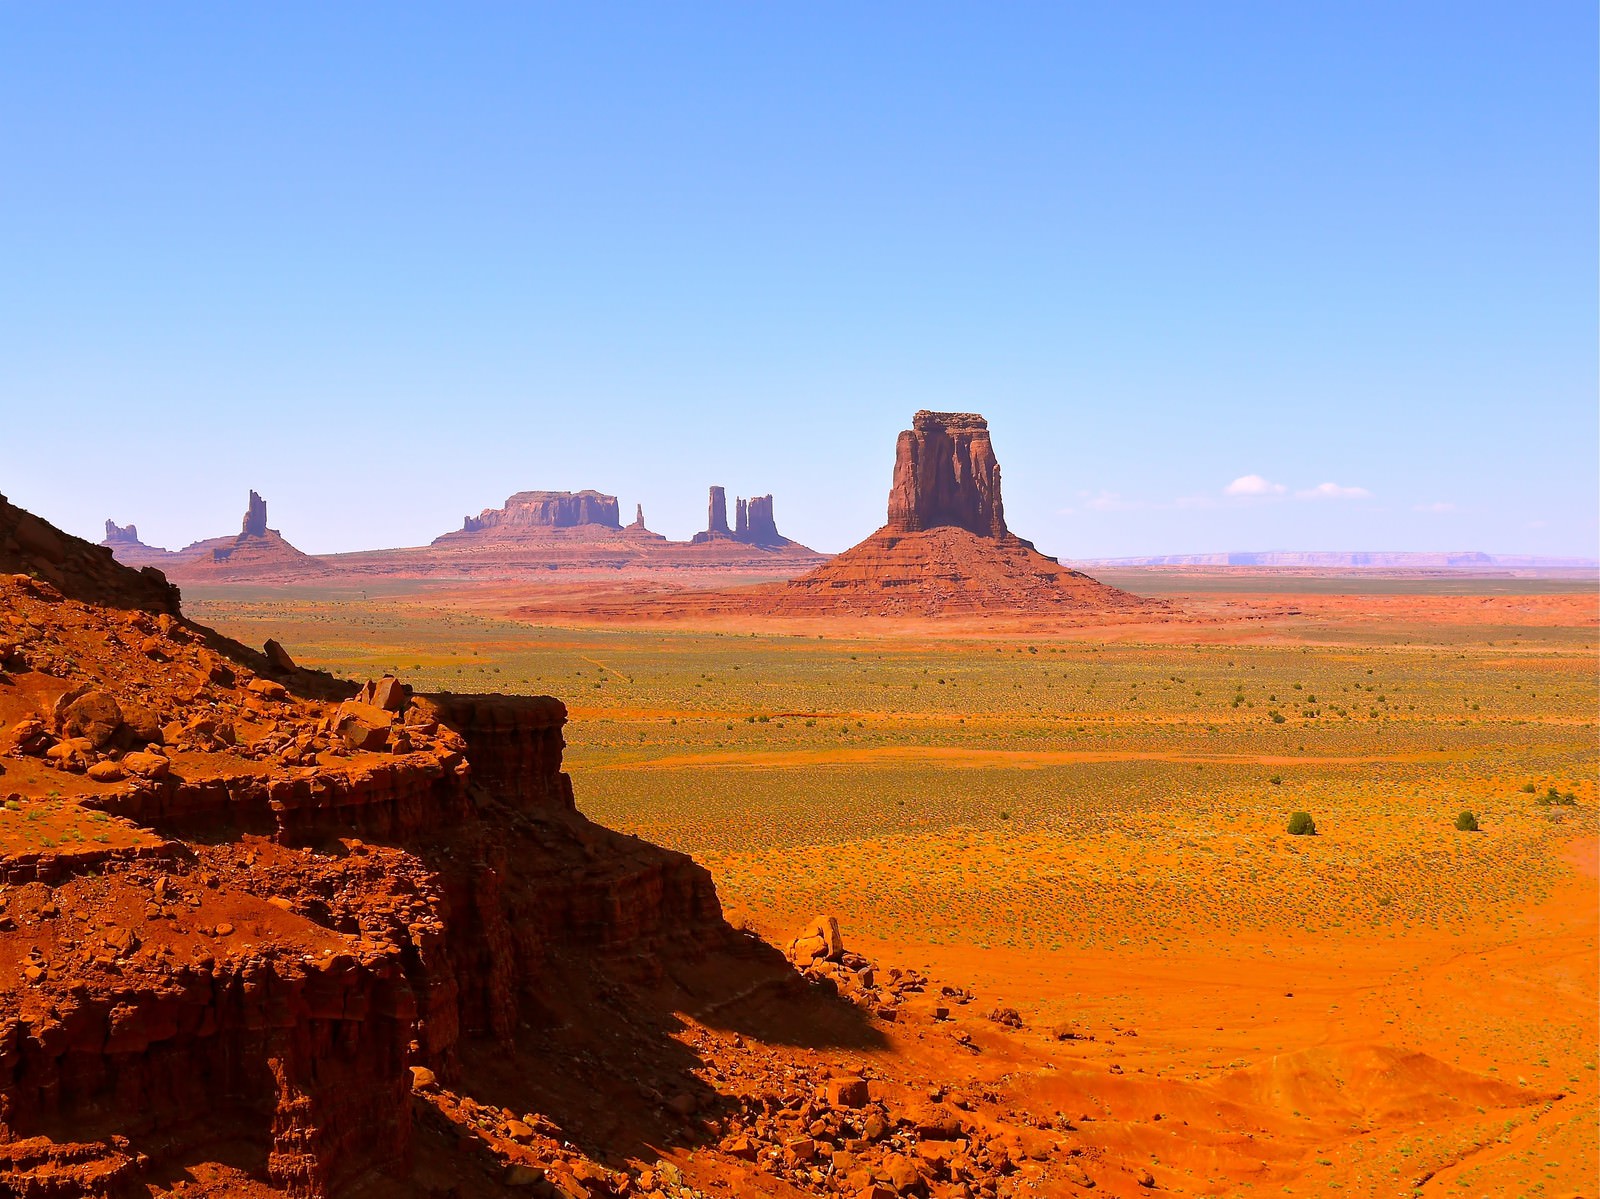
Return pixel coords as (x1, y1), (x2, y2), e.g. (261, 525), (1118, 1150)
(103, 520), (141, 546)
(102, 490), (326, 581)
(98, 520), (173, 569)
(1071, 550), (1600, 572)
(372, 484), (819, 574)
(747, 411), (1148, 618)
(693, 486), (800, 549)
(102, 481), (825, 583)
(450, 489), (622, 538)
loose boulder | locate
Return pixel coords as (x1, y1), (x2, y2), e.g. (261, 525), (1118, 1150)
(59, 690), (124, 748)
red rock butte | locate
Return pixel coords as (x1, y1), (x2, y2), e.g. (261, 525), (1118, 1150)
(886, 410), (1009, 539)
(104, 486), (825, 582)
(749, 411), (1149, 618)
(99, 490), (327, 583)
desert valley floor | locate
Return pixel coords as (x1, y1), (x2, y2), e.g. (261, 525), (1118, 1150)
(180, 569), (1598, 1199)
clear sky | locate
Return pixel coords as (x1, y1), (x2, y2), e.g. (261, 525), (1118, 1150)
(2, 3), (1594, 558)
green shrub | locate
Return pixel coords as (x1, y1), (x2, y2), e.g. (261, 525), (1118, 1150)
(1287, 811), (1317, 836)
(1535, 787), (1577, 807)
(1455, 810), (1479, 832)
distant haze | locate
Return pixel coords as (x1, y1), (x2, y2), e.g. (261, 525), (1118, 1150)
(1, 6), (1594, 559)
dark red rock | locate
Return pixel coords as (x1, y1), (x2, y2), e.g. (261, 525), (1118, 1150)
(886, 411), (1008, 538)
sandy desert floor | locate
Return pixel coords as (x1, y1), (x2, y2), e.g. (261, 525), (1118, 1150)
(186, 571), (1598, 1197)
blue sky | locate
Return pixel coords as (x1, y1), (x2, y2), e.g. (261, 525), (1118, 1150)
(2, 3), (1594, 557)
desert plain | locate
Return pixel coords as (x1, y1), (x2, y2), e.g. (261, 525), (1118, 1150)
(181, 567), (1598, 1198)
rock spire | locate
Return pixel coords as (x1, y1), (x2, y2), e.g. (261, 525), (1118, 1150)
(240, 490), (269, 539)
(706, 486), (731, 537)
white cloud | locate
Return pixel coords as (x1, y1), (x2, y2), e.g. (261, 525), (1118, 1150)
(1296, 482), (1372, 500)
(1224, 474), (1287, 497)
(1413, 501), (1456, 514)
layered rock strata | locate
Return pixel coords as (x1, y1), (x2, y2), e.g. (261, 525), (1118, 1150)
(0, 504), (728, 1197)
(455, 490), (622, 535)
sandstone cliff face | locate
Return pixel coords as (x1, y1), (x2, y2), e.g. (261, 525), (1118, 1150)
(0, 505), (730, 1198)
(102, 521), (140, 546)
(885, 411), (1007, 539)
(458, 491), (622, 535)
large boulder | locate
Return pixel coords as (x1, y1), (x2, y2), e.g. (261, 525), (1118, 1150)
(336, 701), (395, 751)
(787, 914), (845, 966)
(58, 690), (124, 748)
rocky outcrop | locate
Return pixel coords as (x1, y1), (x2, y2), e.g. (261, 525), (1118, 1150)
(682, 412), (1152, 620)
(456, 491), (622, 535)
(708, 486), (730, 536)
(241, 489), (269, 538)
(98, 522), (177, 569)
(2, 492), (180, 614)
(742, 495), (782, 546)
(701, 489), (793, 549)
(0, 504), (732, 1198)
(104, 483), (821, 580)
(174, 491), (326, 581)
(886, 411), (1008, 539)
(99, 492), (327, 583)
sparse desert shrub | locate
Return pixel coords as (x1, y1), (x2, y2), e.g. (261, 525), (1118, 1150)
(1520, 782), (1537, 793)
(1286, 811), (1317, 836)
(1535, 787), (1578, 807)
(1269, 775), (1282, 786)
(1270, 711), (1286, 724)
(1455, 810), (1479, 832)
